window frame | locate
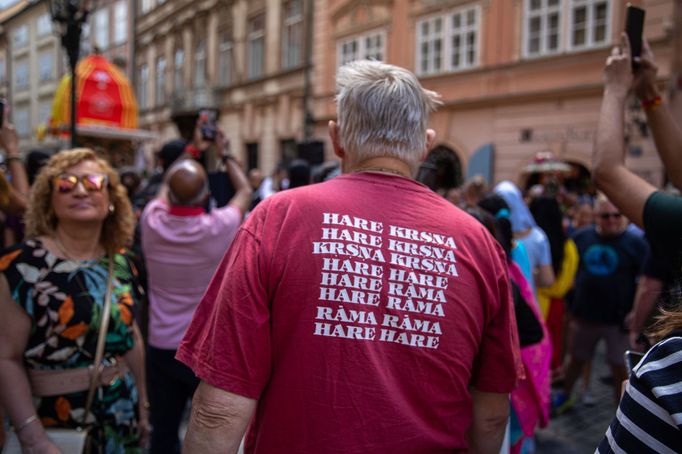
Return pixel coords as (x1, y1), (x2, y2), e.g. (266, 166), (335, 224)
(155, 56), (166, 107)
(13, 104), (30, 137)
(415, 5), (481, 77)
(247, 14), (266, 80)
(281, 0), (303, 70)
(138, 64), (149, 110)
(336, 29), (386, 68)
(13, 25), (28, 49)
(13, 58), (29, 91)
(38, 98), (52, 125)
(37, 14), (53, 38)
(38, 50), (55, 82)
(113, 1), (128, 45)
(93, 8), (110, 50)
(194, 39), (207, 88)
(218, 31), (234, 86)
(174, 48), (184, 91)
(567, 0), (611, 51)
(523, 0), (563, 58)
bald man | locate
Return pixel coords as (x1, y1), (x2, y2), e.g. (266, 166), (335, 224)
(140, 156), (250, 454)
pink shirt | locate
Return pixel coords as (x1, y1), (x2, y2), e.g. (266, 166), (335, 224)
(178, 173), (522, 452)
(141, 198), (241, 349)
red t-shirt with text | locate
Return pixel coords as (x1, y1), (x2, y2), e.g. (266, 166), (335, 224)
(177, 172), (522, 453)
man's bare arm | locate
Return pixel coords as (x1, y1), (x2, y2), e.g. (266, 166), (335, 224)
(634, 40), (682, 190)
(183, 381), (256, 454)
(467, 389), (509, 454)
(593, 34), (655, 227)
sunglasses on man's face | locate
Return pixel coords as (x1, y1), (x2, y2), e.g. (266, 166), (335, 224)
(599, 212), (622, 220)
(53, 174), (109, 194)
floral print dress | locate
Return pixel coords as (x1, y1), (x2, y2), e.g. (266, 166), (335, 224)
(0, 239), (144, 454)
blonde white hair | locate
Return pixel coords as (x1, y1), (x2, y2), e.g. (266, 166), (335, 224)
(335, 60), (441, 168)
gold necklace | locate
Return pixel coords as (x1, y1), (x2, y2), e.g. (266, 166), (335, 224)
(53, 235), (101, 263)
(354, 167), (408, 178)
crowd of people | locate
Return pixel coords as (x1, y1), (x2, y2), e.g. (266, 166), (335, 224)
(0, 32), (678, 454)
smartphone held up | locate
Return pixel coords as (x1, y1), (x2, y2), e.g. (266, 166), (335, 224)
(199, 109), (218, 142)
(624, 4), (645, 71)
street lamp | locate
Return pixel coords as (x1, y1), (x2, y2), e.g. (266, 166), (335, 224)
(49, 0), (92, 148)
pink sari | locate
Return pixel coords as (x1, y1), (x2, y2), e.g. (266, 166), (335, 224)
(508, 262), (552, 454)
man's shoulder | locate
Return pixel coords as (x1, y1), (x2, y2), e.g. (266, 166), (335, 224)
(572, 225), (596, 242)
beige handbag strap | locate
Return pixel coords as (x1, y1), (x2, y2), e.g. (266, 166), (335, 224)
(82, 256), (115, 424)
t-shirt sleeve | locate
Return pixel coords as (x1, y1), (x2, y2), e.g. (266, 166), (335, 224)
(470, 237), (523, 393)
(213, 204), (243, 241)
(643, 191), (682, 274)
(176, 226), (271, 399)
(0, 244), (33, 316)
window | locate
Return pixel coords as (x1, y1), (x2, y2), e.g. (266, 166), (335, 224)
(14, 59), (29, 91)
(37, 14), (53, 37)
(155, 57), (166, 106)
(247, 15), (265, 79)
(39, 98), (52, 124)
(282, 0), (303, 69)
(417, 17), (442, 74)
(569, 0), (610, 49)
(38, 50), (55, 82)
(280, 139), (297, 166)
(14, 104), (30, 137)
(218, 32), (233, 86)
(524, 0), (562, 57)
(141, 0), (154, 14)
(113, 1), (127, 45)
(246, 142), (259, 170)
(138, 64), (149, 109)
(415, 6), (479, 76)
(93, 8), (109, 49)
(337, 30), (385, 67)
(13, 25), (28, 49)
(194, 40), (206, 87)
(174, 48), (184, 90)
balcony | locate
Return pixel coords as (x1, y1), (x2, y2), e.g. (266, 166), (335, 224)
(170, 86), (219, 115)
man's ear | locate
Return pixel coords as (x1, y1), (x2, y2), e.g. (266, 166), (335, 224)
(421, 129), (437, 161)
(329, 121), (345, 159)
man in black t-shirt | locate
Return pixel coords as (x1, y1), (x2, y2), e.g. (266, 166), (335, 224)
(555, 197), (648, 407)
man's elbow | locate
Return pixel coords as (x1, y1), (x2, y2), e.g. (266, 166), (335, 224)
(476, 405), (509, 433)
(190, 385), (253, 430)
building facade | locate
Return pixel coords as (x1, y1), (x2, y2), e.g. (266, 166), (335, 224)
(136, 0), (309, 172)
(86, 0), (135, 79)
(137, 0), (679, 186)
(1, 0), (63, 151)
(0, 0), (136, 152)
(313, 0), (680, 189)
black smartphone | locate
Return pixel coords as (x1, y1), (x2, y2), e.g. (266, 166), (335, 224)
(625, 4), (645, 70)
(199, 109), (217, 142)
(624, 350), (644, 374)
(0, 99), (5, 128)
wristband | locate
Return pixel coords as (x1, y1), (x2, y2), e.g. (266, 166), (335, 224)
(641, 95), (662, 111)
(15, 414), (38, 432)
(6, 155), (22, 164)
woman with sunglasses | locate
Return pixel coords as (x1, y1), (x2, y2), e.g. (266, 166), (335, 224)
(0, 148), (149, 453)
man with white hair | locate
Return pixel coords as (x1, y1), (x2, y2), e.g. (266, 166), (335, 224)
(177, 60), (522, 453)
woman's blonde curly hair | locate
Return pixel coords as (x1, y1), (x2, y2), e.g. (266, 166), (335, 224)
(25, 148), (134, 254)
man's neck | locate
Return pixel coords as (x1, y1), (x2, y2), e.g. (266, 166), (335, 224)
(346, 157), (413, 179)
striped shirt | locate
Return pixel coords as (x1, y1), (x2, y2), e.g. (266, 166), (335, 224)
(596, 336), (682, 454)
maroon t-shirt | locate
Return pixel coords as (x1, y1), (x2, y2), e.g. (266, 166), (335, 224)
(177, 172), (522, 453)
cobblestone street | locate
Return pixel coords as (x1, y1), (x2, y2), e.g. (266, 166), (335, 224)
(536, 342), (617, 453)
